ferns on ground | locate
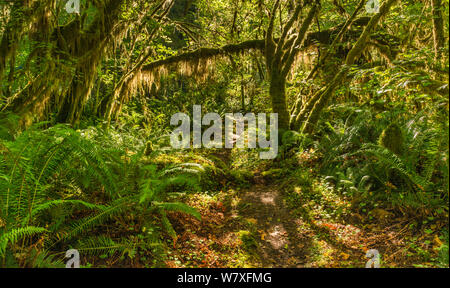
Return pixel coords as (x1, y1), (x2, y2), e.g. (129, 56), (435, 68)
(315, 105), (448, 214)
(0, 122), (203, 267)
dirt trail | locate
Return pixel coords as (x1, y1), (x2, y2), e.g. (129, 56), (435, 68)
(209, 150), (313, 267)
(238, 183), (312, 267)
(183, 151), (439, 268)
(174, 151), (424, 268)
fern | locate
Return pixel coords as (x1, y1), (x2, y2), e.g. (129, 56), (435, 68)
(316, 103), (448, 213)
(359, 143), (432, 189)
(61, 197), (133, 242)
(160, 210), (177, 240)
(0, 122), (204, 267)
(21, 199), (106, 226)
(75, 236), (132, 257)
(0, 226), (47, 256)
(155, 202), (201, 220)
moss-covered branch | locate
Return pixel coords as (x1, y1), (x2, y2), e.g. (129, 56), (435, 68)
(141, 15), (397, 75)
(142, 40), (265, 72)
(301, 0), (399, 134)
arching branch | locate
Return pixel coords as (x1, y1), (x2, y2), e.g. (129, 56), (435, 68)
(141, 15), (398, 76)
(301, 0), (399, 134)
(142, 40), (265, 72)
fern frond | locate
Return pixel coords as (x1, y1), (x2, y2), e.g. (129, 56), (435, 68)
(0, 226), (47, 256)
(360, 143), (432, 189)
(155, 202), (201, 220)
(21, 200), (106, 226)
(62, 197), (134, 241)
(75, 236), (130, 257)
(160, 211), (177, 239)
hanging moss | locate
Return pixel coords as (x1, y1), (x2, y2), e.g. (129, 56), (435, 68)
(379, 123), (404, 155)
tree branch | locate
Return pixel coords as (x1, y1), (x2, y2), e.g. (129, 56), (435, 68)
(265, 0), (281, 69)
(281, 4), (319, 77)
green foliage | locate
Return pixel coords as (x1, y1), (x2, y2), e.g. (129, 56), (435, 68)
(316, 104), (448, 215)
(228, 169), (253, 188)
(0, 0), (447, 268)
(437, 229), (449, 267)
(144, 141), (153, 156)
(238, 230), (258, 252)
(261, 168), (284, 181)
(0, 122), (202, 267)
(0, 227), (47, 256)
(378, 123), (404, 155)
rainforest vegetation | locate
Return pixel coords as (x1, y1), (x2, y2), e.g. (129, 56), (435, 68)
(0, 0), (448, 268)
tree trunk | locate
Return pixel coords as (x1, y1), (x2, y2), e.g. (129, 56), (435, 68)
(302, 69), (348, 133)
(0, 1), (31, 89)
(431, 0), (444, 63)
(56, 64), (98, 124)
(301, 0), (398, 134)
(8, 0), (125, 125)
(269, 73), (290, 130)
(291, 86), (324, 131)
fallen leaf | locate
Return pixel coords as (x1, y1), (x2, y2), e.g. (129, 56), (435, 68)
(433, 235), (443, 247)
(340, 252), (350, 260)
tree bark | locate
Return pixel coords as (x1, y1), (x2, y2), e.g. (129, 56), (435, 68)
(264, 2), (318, 131)
(431, 0), (445, 63)
(6, 0), (126, 125)
(56, 0), (125, 124)
(269, 73), (290, 130)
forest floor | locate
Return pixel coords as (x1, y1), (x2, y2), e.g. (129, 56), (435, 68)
(162, 151), (448, 268)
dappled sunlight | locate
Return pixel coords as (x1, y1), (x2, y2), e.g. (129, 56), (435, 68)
(0, 0), (447, 269)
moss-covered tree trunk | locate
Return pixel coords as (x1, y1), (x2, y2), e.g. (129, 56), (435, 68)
(269, 72), (290, 130)
(56, 0), (124, 124)
(7, 0), (125, 125)
(301, 0), (398, 134)
(263, 1), (318, 131)
(431, 0), (445, 63)
(0, 1), (41, 91)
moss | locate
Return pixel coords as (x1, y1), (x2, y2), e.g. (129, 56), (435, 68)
(261, 168), (284, 180)
(281, 130), (302, 146)
(144, 141), (153, 156)
(379, 123), (404, 155)
(199, 164), (226, 191)
(229, 169), (253, 188)
(238, 230), (258, 252)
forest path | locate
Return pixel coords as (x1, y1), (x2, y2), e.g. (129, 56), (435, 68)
(173, 150), (419, 268)
(209, 149), (313, 267)
(171, 148), (443, 268)
(174, 150), (375, 268)
(237, 182), (312, 267)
